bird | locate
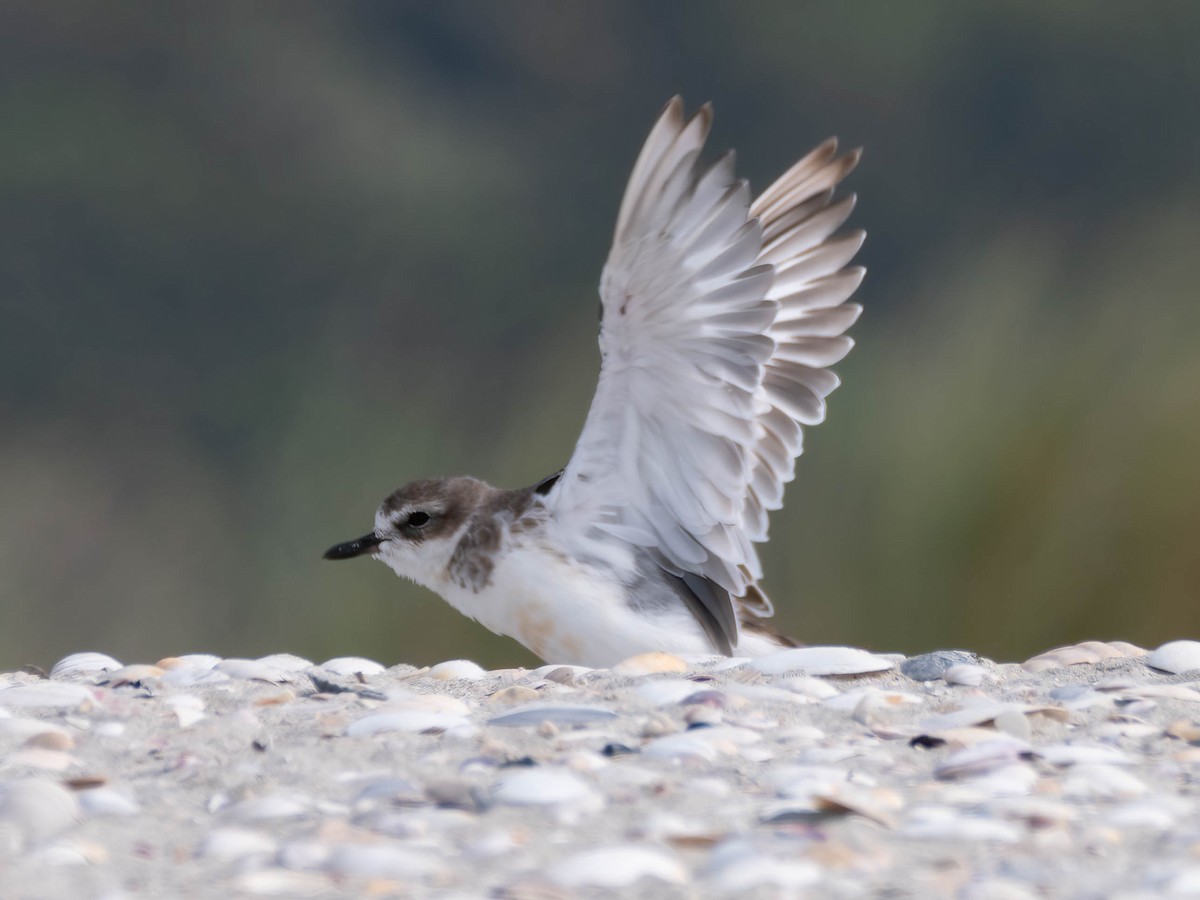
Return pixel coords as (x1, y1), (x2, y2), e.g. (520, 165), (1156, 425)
(324, 97), (864, 667)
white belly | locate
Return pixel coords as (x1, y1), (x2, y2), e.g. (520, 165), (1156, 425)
(432, 542), (721, 667)
(432, 540), (787, 667)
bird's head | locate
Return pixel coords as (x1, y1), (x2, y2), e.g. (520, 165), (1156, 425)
(323, 476), (485, 588)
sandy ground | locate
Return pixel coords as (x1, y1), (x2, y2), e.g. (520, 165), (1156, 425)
(1, 641), (1199, 898)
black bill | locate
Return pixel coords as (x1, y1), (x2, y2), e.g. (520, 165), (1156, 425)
(323, 533), (383, 560)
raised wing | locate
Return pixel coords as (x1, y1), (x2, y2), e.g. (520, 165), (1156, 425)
(546, 97), (863, 650)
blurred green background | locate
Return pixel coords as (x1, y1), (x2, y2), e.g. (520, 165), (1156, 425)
(3, 1), (1198, 671)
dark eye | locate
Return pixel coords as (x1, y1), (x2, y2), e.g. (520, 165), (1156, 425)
(405, 511), (431, 528)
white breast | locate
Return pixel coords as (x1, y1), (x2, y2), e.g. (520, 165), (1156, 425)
(431, 536), (714, 667)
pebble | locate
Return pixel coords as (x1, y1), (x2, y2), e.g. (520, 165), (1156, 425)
(2, 638), (1200, 896)
(1147, 640), (1200, 674)
(749, 646), (896, 676)
(901, 650), (979, 681)
(49, 652), (122, 679)
(545, 844), (688, 889)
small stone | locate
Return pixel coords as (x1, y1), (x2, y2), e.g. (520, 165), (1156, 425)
(426, 659), (487, 680)
(901, 650), (979, 682)
(1166, 719), (1200, 743)
(546, 844), (688, 889)
(488, 685), (541, 705)
(1147, 640), (1200, 674)
(49, 653), (122, 679)
(993, 709), (1032, 742)
(23, 730), (75, 752)
(750, 646), (896, 677)
(611, 652), (688, 676)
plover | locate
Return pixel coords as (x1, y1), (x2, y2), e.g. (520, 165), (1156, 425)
(325, 97), (864, 666)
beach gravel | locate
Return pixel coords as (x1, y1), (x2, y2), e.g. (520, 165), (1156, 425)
(2, 640), (1200, 897)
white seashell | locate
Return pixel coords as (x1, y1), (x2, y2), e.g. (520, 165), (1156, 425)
(0, 780), (80, 842)
(641, 732), (719, 762)
(902, 807), (1021, 843)
(6, 748), (77, 771)
(93, 721), (126, 738)
(934, 739), (1033, 780)
(1061, 764), (1147, 800)
(200, 827), (278, 861)
(0, 718), (73, 742)
(165, 695), (206, 728)
(380, 690), (471, 717)
(220, 793), (313, 822)
(1109, 800), (1184, 831)
(1147, 640), (1200, 674)
(277, 839), (332, 871)
(917, 698), (1022, 732)
(611, 652), (688, 676)
(546, 844), (688, 888)
(256, 653), (313, 671)
(0, 683), (94, 710)
(749, 646), (895, 677)
(215, 659), (292, 683)
(426, 659), (487, 680)
(488, 703), (617, 727)
(324, 842), (446, 879)
(77, 787), (140, 818)
(943, 664), (987, 686)
(705, 852), (821, 892)
(233, 869), (331, 896)
(632, 679), (703, 706)
(1039, 743), (1134, 767)
(157, 654), (225, 686)
(346, 711), (471, 736)
(777, 676), (840, 700)
(822, 686), (923, 712)
(49, 652), (122, 679)
(317, 657), (386, 676)
(493, 769), (599, 808)
(768, 764), (849, 795)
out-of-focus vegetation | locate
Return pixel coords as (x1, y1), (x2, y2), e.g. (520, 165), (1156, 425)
(2, 2), (1198, 669)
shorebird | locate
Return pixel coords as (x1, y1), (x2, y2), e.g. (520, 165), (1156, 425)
(325, 98), (864, 666)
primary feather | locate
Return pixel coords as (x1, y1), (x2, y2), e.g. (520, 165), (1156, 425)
(546, 97), (865, 648)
